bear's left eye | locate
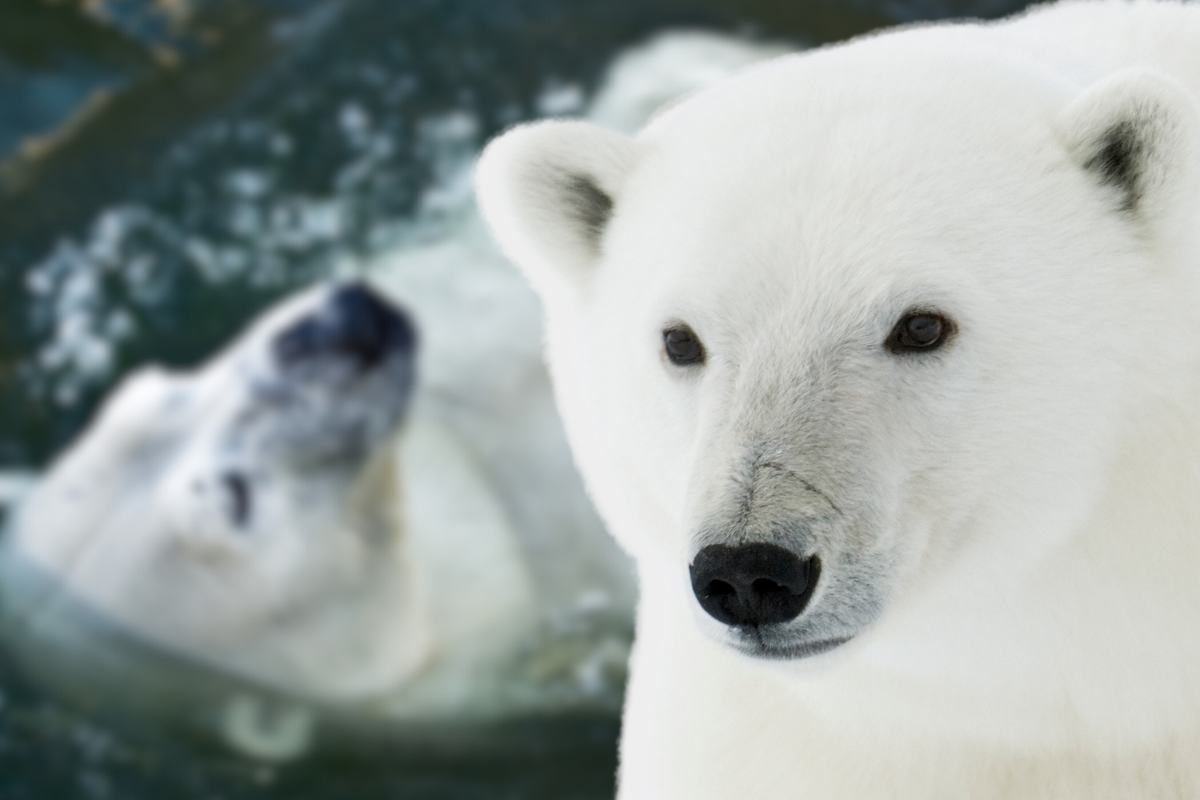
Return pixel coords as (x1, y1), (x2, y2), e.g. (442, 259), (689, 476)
(663, 324), (706, 366)
(221, 471), (253, 528)
(886, 311), (953, 354)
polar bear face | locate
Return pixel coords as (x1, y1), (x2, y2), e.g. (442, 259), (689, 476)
(149, 283), (417, 574)
(479, 35), (1200, 661)
(7, 283), (425, 697)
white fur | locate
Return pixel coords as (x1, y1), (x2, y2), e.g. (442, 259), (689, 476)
(477, 1), (1200, 796)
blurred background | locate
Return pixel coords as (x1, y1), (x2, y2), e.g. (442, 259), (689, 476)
(0, 1), (1033, 798)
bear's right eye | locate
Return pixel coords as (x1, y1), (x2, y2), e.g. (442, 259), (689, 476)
(221, 471), (253, 529)
(663, 324), (706, 367)
(886, 311), (953, 354)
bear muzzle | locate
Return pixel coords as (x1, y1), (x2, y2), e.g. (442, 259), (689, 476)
(689, 543), (820, 628)
(273, 282), (417, 371)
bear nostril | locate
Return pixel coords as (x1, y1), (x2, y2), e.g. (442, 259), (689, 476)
(704, 579), (736, 598)
(689, 543), (820, 628)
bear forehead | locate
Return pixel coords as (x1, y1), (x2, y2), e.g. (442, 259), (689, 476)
(628, 28), (1074, 208)
(599, 35), (1090, 304)
(643, 24), (1071, 140)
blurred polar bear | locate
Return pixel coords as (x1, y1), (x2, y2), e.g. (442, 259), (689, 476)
(0, 30), (782, 753)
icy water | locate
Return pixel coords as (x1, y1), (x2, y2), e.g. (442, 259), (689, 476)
(0, 1), (1030, 797)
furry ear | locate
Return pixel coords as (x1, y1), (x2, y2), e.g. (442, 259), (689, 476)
(475, 120), (638, 299)
(1062, 70), (1200, 238)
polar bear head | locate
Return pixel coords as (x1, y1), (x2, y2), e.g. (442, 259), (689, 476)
(478, 31), (1200, 663)
(4, 283), (428, 700)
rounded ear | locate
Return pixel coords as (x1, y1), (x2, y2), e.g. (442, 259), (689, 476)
(1061, 69), (1200, 245)
(475, 120), (639, 300)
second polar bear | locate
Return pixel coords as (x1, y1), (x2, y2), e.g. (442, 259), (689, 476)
(0, 31), (778, 759)
(478, 1), (1200, 797)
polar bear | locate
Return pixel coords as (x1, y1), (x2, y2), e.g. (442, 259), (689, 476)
(0, 30), (779, 760)
(477, 1), (1200, 797)
(0, 280), (635, 760)
(1, 287), (438, 693)
(0, 282), (622, 723)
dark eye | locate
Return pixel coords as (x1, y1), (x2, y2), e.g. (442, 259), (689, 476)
(221, 472), (253, 528)
(663, 324), (705, 366)
(886, 311), (953, 354)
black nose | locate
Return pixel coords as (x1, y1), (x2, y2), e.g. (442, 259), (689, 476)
(274, 283), (416, 368)
(689, 544), (820, 627)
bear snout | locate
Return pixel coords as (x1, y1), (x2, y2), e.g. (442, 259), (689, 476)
(274, 282), (417, 370)
(689, 543), (820, 628)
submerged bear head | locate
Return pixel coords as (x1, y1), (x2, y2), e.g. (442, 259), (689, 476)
(3, 282), (428, 700)
(478, 33), (1200, 663)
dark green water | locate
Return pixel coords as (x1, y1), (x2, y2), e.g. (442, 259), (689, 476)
(0, 1), (1032, 797)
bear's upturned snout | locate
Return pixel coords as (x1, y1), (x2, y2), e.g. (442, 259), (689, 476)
(274, 283), (417, 369)
(689, 543), (820, 628)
